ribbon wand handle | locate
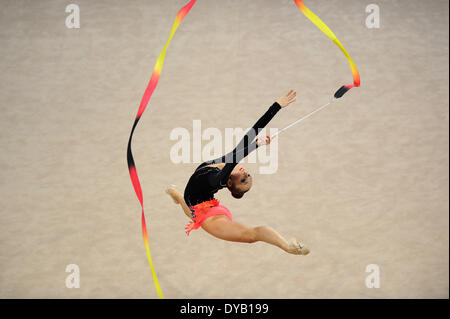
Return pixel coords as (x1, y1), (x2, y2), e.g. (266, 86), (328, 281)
(268, 99), (335, 142)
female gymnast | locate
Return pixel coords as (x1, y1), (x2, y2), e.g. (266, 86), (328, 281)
(167, 90), (309, 255)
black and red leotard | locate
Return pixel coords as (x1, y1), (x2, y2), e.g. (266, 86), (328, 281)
(183, 102), (282, 215)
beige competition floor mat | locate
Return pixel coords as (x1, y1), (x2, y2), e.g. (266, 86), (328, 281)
(0, 0), (448, 298)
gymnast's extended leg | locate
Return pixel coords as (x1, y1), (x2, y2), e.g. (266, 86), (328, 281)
(201, 215), (309, 255)
(166, 186), (309, 255)
(166, 186), (193, 219)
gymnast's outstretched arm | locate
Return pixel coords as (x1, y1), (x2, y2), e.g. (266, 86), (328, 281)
(208, 90), (297, 187)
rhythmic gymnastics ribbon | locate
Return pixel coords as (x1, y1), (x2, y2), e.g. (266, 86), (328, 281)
(127, 0), (196, 299)
(271, 1), (361, 139)
(127, 0), (360, 298)
(294, 0), (360, 98)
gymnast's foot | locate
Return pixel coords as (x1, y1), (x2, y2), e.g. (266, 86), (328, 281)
(166, 185), (182, 204)
(286, 238), (310, 255)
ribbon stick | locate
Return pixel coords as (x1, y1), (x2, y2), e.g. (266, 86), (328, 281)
(127, 0), (197, 299)
(271, 99), (334, 139)
(293, 0), (360, 98)
(127, 0), (360, 298)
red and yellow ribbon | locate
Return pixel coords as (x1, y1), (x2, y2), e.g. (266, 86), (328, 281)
(127, 0), (197, 299)
(294, 0), (360, 98)
(128, 0), (359, 299)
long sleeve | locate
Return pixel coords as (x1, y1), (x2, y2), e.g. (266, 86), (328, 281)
(210, 102), (282, 186)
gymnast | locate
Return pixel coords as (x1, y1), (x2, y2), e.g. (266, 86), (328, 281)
(167, 90), (309, 255)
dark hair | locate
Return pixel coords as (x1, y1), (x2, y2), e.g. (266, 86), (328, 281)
(228, 181), (246, 199)
(228, 174), (251, 199)
(231, 192), (244, 199)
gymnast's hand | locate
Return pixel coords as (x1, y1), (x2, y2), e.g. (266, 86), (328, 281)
(256, 135), (271, 146)
(276, 89), (297, 108)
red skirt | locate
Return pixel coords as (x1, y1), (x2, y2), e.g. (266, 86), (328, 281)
(185, 199), (232, 236)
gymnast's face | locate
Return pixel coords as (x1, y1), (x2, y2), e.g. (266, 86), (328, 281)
(229, 164), (253, 193)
